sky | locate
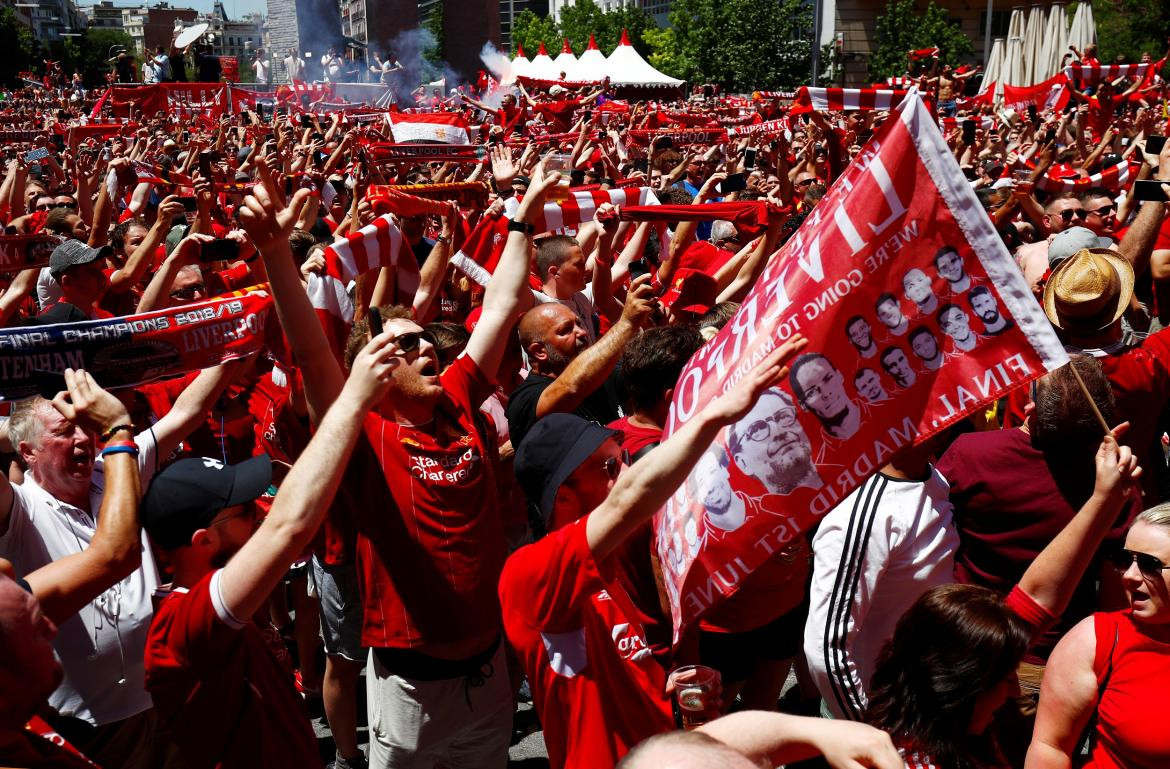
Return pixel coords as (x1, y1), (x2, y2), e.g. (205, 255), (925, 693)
(92, 0), (270, 21)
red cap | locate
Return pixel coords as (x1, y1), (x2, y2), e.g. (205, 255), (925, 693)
(659, 268), (717, 315)
(464, 305), (483, 333)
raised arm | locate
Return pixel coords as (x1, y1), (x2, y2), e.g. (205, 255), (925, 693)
(108, 196), (183, 295)
(463, 162), (557, 380)
(535, 275), (654, 420)
(24, 370), (142, 623)
(217, 331), (398, 621)
(152, 358), (247, 460)
(586, 335), (807, 560)
(1017, 426), (1139, 618)
(239, 163), (343, 425)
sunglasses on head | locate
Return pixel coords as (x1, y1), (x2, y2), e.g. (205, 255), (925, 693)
(393, 329), (436, 354)
(1109, 547), (1170, 578)
(1059, 208), (1087, 222)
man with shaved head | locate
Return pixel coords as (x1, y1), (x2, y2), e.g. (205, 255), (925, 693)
(507, 274), (657, 447)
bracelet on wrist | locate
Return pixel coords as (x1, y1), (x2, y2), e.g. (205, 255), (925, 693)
(99, 423), (135, 442)
(101, 440), (139, 457)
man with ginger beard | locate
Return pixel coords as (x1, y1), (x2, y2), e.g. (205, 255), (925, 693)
(506, 274), (658, 448)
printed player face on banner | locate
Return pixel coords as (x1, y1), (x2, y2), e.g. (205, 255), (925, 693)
(654, 91), (1068, 640)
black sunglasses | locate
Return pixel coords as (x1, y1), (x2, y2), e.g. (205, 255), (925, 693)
(393, 330), (436, 354)
(1086, 204), (1116, 217)
(1059, 208), (1087, 222)
(1109, 547), (1170, 578)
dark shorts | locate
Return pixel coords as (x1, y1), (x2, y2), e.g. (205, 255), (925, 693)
(698, 599), (808, 683)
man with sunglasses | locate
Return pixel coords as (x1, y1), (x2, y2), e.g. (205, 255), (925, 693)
(503, 338), (804, 769)
(1079, 187), (1119, 240)
(247, 165), (558, 768)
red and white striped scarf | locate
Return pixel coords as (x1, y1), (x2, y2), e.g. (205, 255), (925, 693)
(450, 187), (662, 286)
(307, 215), (420, 343)
(788, 87), (908, 115)
(728, 118), (790, 138)
(1034, 159), (1138, 193)
(1063, 63), (1149, 85)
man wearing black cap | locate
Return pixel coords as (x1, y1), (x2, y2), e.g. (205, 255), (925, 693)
(47, 239), (115, 319)
(141, 328), (401, 769)
(500, 335), (805, 769)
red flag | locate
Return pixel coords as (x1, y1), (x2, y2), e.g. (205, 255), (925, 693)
(1003, 73), (1070, 113)
(653, 91), (1068, 640)
(909, 47), (940, 61)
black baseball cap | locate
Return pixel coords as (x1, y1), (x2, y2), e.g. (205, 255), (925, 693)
(21, 302), (88, 326)
(514, 413), (619, 526)
(142, 454), (273, 550)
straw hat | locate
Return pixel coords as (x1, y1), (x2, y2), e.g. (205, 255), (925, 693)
(1042, 248), (1134, 334)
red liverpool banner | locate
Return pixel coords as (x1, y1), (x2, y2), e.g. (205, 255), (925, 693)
(108, 84), (229, 119)
(1002, 73), (1070, 114)
(0, 286), (273, 399)
(0, 233), (62, 273)
(654, 92), (1068, 639)
(626, 128), (729, 147)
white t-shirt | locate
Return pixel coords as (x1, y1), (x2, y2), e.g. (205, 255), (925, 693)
(36, 266), (61, 310)
(532, 284), (598, 344)
(804, 468), (957, 720)
(252, 58), (270, 83)
(0, 429), (161, 725)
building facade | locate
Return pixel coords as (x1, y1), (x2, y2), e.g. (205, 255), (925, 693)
(499, 0), (548, 51)
(79, 1), (124, 30)
(24, 0), (86, 43)
(202, 0), (263, 61)
(121, 4), (199, 55)
(547, 0), (671, 25)
(264, 0), (344, 81)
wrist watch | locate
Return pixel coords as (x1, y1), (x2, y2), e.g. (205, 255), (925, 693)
(507, 220), (535, 235)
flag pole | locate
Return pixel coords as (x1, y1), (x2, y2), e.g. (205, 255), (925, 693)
(1066, 360), (1111, 435)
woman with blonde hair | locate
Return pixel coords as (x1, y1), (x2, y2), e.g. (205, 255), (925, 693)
(1026, 503), (1170, 768)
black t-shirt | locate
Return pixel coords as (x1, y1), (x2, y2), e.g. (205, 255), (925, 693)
(506, 370), (622, 449)
(412, 237), (435, 268)
(196, 52), (221, 83)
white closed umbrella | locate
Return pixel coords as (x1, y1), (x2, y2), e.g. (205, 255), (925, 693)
(1043, 3), (1069, 81)
(1005, 6), (1027, 86)
(1068, 1), (1096, 60)
(981, 37), (1006, 101)
(1021, 4), (1045, 85)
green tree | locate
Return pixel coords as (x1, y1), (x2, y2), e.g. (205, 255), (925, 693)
(510, 9), (560, 59)
(422, 4), (443, 66)
(868, 0), (972, 81)
(0, 8), (36, 87)
(643, 26), (683, 79)
(1080, 0), (1170, 65)
(557, 0), (655, 57)
(73, 28), (136, 87)
(667, 0), (814, 91)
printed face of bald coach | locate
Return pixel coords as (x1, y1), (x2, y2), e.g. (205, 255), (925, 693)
(728, 388), (822, 495)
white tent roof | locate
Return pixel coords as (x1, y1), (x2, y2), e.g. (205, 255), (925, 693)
(605, 29), (683, 87)
(569, 34), (609, 82)
(551, 39), (578, 79)
(510, 43), (532, 78)
(527, 42), (560, 80)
